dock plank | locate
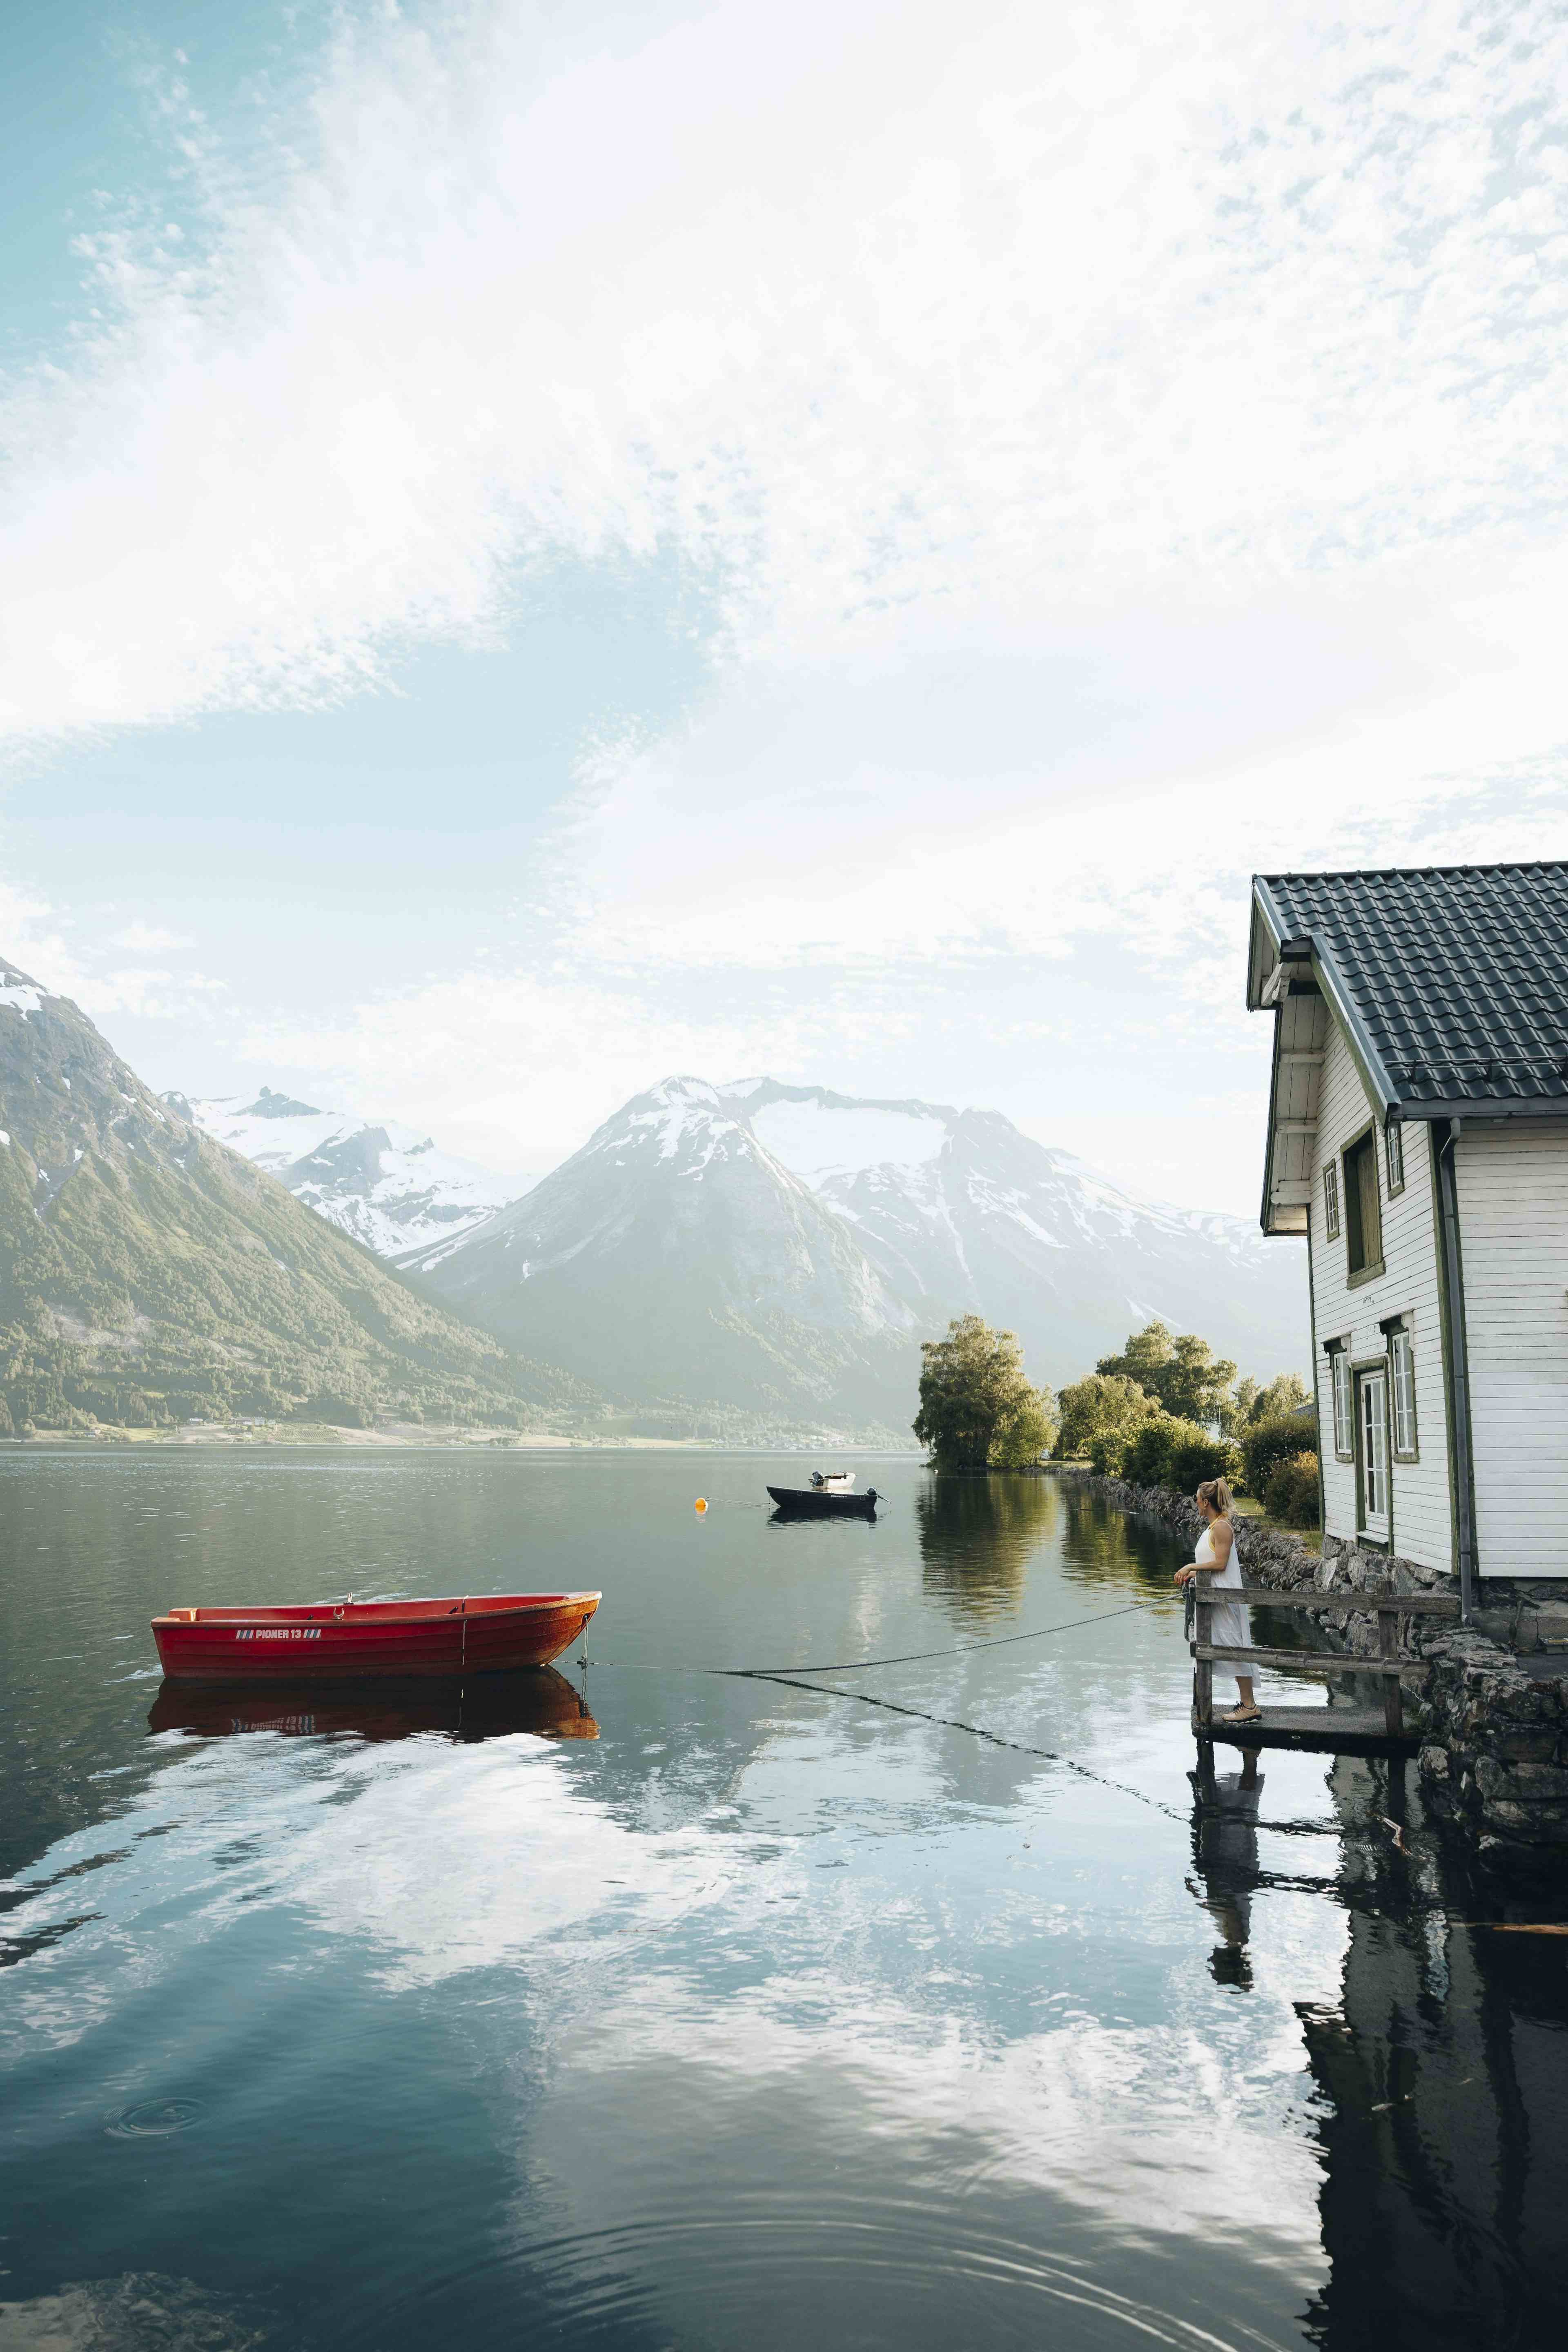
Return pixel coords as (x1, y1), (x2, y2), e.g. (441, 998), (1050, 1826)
(1193, 1703), (1417, 1754)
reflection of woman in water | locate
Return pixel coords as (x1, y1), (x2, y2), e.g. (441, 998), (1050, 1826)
(1191, 1750), (1264, 1989)
(1174, 1475), (1259, 1724)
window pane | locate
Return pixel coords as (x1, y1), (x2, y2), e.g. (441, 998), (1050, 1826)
(1392, 1331), (1416, 1454)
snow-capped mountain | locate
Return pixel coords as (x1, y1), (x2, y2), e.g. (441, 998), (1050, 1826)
(403, 1074), (1307, 1427)
(166, 1087), (535, 1261)
(733, 1080), (1307, 1384)
(402, 1077), (922, 1434)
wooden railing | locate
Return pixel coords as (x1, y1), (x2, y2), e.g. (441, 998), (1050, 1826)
(1191, 1582), (1460, 1739)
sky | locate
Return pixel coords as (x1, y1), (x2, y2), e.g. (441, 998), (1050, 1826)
(3, 0), (1566, 1214)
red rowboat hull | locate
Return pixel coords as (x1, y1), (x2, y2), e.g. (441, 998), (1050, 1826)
(151, 1592), (599, 1682)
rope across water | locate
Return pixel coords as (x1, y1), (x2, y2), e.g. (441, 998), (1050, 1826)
(581, 1593), (1187, 1821)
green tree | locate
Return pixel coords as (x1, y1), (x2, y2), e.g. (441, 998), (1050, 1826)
(1052, 1371), (1154, 1463)
(1096, 1320), (1236, 1428)
(913, 1315), (1055, 1469)
(1250, 1371), (1310, 1421)
(989, 1386), (1058, 1468)
(1096, 1320), (1174, 1398)
(1160, 1332), (1237, 1425)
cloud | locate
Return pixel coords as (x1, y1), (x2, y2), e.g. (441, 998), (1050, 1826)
(5, 0), (1568, 740)
(108, 921), (191, 952)
(6, 1), (1567, 1210)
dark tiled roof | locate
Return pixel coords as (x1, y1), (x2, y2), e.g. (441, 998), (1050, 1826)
(1255, 863), (1568, 1112)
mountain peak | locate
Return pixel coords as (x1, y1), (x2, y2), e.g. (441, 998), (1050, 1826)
(242, 1085), (324, 1119)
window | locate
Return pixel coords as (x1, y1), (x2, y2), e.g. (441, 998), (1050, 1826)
(1342, 1129), (1383, 1280)
(1329, 1346), (1352, 1458)
(1385, 1119), (1405, 1194)
(1323, 1159), (1341, 1240)
(1391, 1326), (1418, 1457)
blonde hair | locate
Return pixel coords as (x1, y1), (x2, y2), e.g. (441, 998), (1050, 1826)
(1197, 1476), (1233, 1517)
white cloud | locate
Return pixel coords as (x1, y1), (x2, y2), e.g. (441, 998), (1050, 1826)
(109, 921), (191, 952)
(5, 0), (1568, 1209)
(6, 0), (1568, 737)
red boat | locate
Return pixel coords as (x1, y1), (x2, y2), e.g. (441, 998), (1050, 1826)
(150, 1591), (600, 1683)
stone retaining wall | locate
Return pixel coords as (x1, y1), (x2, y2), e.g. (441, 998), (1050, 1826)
(1060, 1469), (1568, 1850)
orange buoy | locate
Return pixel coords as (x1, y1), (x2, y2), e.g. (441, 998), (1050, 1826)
(695, 1497), (708, 1515)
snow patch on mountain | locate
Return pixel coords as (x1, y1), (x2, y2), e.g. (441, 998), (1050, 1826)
(750, 1096), (947, 1181)
(171, 1086), (536, 1261)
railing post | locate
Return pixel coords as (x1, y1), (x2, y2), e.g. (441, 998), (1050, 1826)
(1194, 1590), (1214, 1731)
(1379, 1608), (1403, 1738)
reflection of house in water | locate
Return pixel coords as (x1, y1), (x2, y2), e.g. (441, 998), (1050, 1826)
(1299, 1758), (1568, 2346)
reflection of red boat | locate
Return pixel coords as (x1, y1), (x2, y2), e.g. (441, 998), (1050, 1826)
(150, 1592), (600, 1682)
(147, 1664), (598, 1743)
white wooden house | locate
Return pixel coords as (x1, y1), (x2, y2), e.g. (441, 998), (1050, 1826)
(1247, 863), (1568, 1606)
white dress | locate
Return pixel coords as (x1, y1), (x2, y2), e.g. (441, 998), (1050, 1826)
(1196, 1521), (1250, 1663)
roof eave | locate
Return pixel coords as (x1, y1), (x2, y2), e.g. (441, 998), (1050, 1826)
(1399, 1096), (1568, 1123)
(1246, 879), (1286, 1009)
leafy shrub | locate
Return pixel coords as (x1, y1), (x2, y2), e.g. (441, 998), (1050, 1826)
(1088, 1423), (1133, 1476)
(1242, 1410), (1318, 1498)
(1264, 1450), (1321, 1528)
(1169, 1428), (1244, 1492)
(1120, 1414), (1242, 1492)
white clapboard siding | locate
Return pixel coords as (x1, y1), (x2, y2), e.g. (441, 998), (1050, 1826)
(1456, 1127), (1568, 1577)
(1308, 1011), (1453, 1570)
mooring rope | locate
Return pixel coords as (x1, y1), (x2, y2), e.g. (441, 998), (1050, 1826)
(580, 1595), (1169, 1680)
(738, 1668), (1190, 1821)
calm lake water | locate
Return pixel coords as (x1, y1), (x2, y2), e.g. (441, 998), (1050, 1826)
(2, 1451), (1565, 2351)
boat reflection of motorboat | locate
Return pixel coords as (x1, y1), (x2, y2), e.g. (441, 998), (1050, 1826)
(767, 1483), (880, 1519)
(150, 1590), (600, 1682)
(147, 1664), (599, 1744)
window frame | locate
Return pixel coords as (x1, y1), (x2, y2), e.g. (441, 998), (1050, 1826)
(1385, 1118), (1405, 1197)
(1385, 1319), (1419, 1460)
(1341, 1122), (1385, 1287)
(1322, 1158), (1341, 1241)
(1325, 1341), (1354, 1460)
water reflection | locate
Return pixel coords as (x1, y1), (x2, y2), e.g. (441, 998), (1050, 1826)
(1059, 1479), (1191, 1595)
(914, 1473), (1058, 1623)
(1189, 1751), (1265, 1990)
(1301, 1762), (1568, 2351)
(9, 1453), (1568, 2352)
(147, 1665), (598, 1743)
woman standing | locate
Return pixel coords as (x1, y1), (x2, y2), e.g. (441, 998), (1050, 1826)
(1175, 1476), (1258, 1725)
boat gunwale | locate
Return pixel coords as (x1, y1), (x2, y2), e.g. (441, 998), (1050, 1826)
(151, 1592), (601, 1628)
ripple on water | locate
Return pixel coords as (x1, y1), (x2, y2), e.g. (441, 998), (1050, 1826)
(105, 2096), (203, 2139)
(366, 2198), (1299, 2352)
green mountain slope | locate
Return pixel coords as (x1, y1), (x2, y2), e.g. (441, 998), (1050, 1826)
(0, 960), (599, 1432)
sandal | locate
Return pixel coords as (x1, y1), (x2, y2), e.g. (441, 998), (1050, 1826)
(1221, 1705), (1262, 1723)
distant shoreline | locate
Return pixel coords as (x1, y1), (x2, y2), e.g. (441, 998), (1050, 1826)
(0, 1428), (925, 1455)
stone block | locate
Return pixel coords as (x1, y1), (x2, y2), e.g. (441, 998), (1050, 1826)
(1418, 1746), (1450, 1783)
(1488, 1730), (1559, 1764)
(1499, 1761), (1568, 1798)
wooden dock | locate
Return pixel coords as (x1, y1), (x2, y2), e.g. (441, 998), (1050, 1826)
(1193, 1701), (1414, 1755)
(1191, 1581), (1459, 1754)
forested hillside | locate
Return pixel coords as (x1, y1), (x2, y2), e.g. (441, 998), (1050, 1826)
(0, 961), (598, 1432)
